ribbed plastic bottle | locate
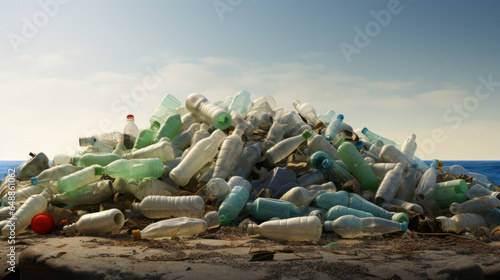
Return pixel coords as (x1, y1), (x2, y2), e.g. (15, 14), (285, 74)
(449, 196), (500, 215)
(149, 93), (182, 127)
(348, 193), (393, 220)
(307, 132), (342, 161)
(324, 215), (407, 238)
(213, 125), (244, 180)
(279, 186), (318, 207)
(133, 128), (155, 151)
(247, 198), (306, 221)
(338, 142), (379, 190)
(266, 130), (311, 164)
(218, 186), (250, 226)
(315, 191), (349, 210)
(230, 142), (263, 179)
(113, 178), (177, 200)
(95, 158), (164, 180)
(123, 139), (175, 164)
(131, 195), (205, 219)
(132, 211), (220, 241)
(325, 205), (374, 221)
(73, 153), (122, 167)
(51, 180), (113, 206)
(170, 129), (226, 186)
(58, 164), (102, 193)
(296, 170), (328, 187)
(248, 216), (322, 242)
(185, 93), (232, 130)
(293, 100), (319, 125)
(264, 122), (287, 150)
(374, 163), (405, 205)
(63, 208), (125, 236)
(361, 128), (399, 147)
(379, 145), (412, 166)
(152, 113), (182, 143)
(229, 90), (252, 117)
(31, 164), (83, 187)
(437, 213), (487, 234)
(310, 151), (354, 186)
(325, 114), (344, 142)
(207, 178), (231, 200)
(414, 159), (441, 202)
(17, 152), (50, 180)
(88, 137), (115, 153)
(172, 123), (200, 151)
(466, 184), (500, 199)
(1, 188), (52, 237)
(400, 134), (417, 160)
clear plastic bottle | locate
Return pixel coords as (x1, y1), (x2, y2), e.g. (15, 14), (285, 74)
(466, 184), (500, 199)
(307, 132), (342, 161)
(305, 182), (337, 193)
(190, 123), (210, 148)
(180, 112), (195, 132)
(113, 178), (177, 200)
(73, 153), (122, 167)
(149, 93), (182, 127)
(379, 145), (412, 166)
(383, 198), (424, 214)
(266, 130), (311, 164)
(172, 123), (200, 151)
(51, 180), (113, 206)
(310, 151), (355, 186)
(31, 164), (83, 187)
(132, 195), (205, 219)
(79, 132), (123, 148)
(229, 90), (252, 117)
(318, 109), (336, 123)
(415, 160), (442, 207)
(338, 142), (379, 190)
(325, 205), (374, 221)
(213, 125), (244, 180)
(449, 196), (500, 215)
(315, 190), (349, 210)
(247, 101), (273, 130)
(218, 186), (249, 226)
(1, 188), (52, 236)
(325, 114), (344, 142)
(437, 213), (487, 234)
(362, 150), (381, 164)
(185, 93), (232, 130)
(448, 165), (491, 184)
(63, 208), (125, 236)
(279, 186), (318, 207)
(374, 163), (405, 205)
(394, 164), (421, 202)
(412, 156), (430, 173)
(227, 176), (252, 194)
(89, 137), (114, 153)
(123, 139), (175, 164)
(123, 114), (139, 139)
(132, 211), (220, 241)
(17, 152), (50, 181)
(133, 128), (155, 151)
(324, 215), (407, 238)
(207, 178), (231, 200)
(293, 100), (319, 125)
(348, 193), (393, 220)
(0, 184), (44, 208)
(230, 142), (263, 179)
(361, 128), (399, 147)
(484, 208), (500, 228)
(170, 129), (226, 186)
(58, 164), (102, 193)
(264, 123), (287, 150)
(248, 216), (322, 242)
(95, 158), (164, 180)
(400, 134), (417, 160)
(296, 170), (327, 187)
(153, 113), (182, 143)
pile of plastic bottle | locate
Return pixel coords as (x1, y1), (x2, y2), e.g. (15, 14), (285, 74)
(1, 91), (499, 242)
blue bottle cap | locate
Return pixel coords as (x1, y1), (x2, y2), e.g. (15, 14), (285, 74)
(355, 141), (364, 150)
(430, 159), (439, 168)
(410, 163), (418, 169)
(401, 221), (408, 232)
(31, 177), (38, 185)
(337, 114), (344, 120)
(325, 134), (333, 141)
(89, 136), (97, 145)
(361, 127), (368, 134)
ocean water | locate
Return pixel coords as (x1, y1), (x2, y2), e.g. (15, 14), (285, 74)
(0, 160), (498, 185)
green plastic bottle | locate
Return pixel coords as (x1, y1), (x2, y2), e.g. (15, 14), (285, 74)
(94, 158), (164, 180)
(153, 113), (182, 143)
(73, 153), (122, 167)
(149, 93), (182, 127)
(347, 192), (393, 220)
(133, 128), (155, 151)
(325, 205), (374, 221)
(57, 164), (102, 193)
(218, 186), (249, 226)
(314, 190), (349, 210)
(310, 151), (354, 186)
(338, 142), (379, 190)
(51, 180), (113, 206)
(247, 198), (304, 221)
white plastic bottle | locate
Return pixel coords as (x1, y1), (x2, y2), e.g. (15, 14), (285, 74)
(185, 93), (232, 130)
(63, 208), (125, 236)
(368, 163), (399, 180)
(207, 178), (231, 200)
(230, 142), (263, 179)
(307, 132), (342, 161)
(0, 184), (44, 208)
(466, 184), (500, 199)
(122, 139), (175, 164)
(51, 180), (113, 206)
(132, 211), (220, 241)
(266, 130), (311, 164)
(247, 216), (322, 242)
(190, 123), (210, 148)
(379, 145), (412, 166)
(227, 176), (253, 194)
(394, 164), (421, 202)
(414, 160), (441, 202)
(131, 195), (205, 219)
(449, 196), (500, 215)
(123, 114), (139, 139)
(1, 188), (52, 237)
(213, 125), (244, 180)
(437, 213), (487, 234)
(324, 215), (407, 238)
(400, 134), (417, 160)
(374, 163), (405, 205)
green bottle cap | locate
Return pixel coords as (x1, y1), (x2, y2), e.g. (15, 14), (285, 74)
(219, 215), (228, 226)
(301, 130), (311, 139)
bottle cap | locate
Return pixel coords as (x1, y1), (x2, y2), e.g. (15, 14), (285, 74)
(31, 212), (56, 235)
(126, 114), (135, 120)
(391, 213), (409, 224)
(361, 127), (368, 134)
(132, 230), (141, 241)
(219, 215), (228, 226)
(355, 141), (364, 150)
(31, 177), (38, 185)
(325, 134), (333, 141)
(337, 114), (344, 120)
(301, 130), (312, 139)
(247, 223), (257, 235)
(315, 122), (325, 129)
(89, 136), (97, 145)
(94, 167), (104, 176)
(401, 221), (408, 232)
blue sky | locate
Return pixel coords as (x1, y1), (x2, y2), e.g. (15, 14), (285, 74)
(1, 0), (499, 160)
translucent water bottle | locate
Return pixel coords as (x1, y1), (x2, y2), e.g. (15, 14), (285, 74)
(437, 213), (487, 234)
(73, 153), (122, 167)
(230, 142), (263, 179)
(185, 93), (232, 130)
(31, 164), (83, 187)
(379, 145), (412, 166)
(361, 128), (399, 147)
(293, 100), (319, 125)
(17, 152), (50, 181)
(394, 164), (421, 202)
(229, 90), (252, 117)
(0, 185), (44, 208)
(324, 215), (407, 238)
(296, 170), (328, 187)
(149, 93), (182, 127)
(89, 137), (114, 153)
(247, 198), (305, 221)
(1, 188), (52, 237)
(95, 158), (164, 180)
(132, 195), (205, 219)
(190, 123), (210, 148)
(374, 163), (405, 205)
(338, 142), (379, 190)
(325, 114), (344, 142)
(279, 186), (319, 207)
(383, 198), (424, 214)
(466, 184), (500, 199)
(247, 101), (273, 130)
(123, 114), (139, 139)
(315, 190), (349, 210)
(400, 134), (417, 160)
(228, 176), (252, 193)
(307, 132), (342, 161)
(414, 159), (441, 202)
(264, 123), (287, 150)
(318, 109), (336, 123)
(348, 193), (393, 220)
(325, 205), (374, 221)
(170, 129), (226, 186)
(219, 186), (250, 226)
(51, 180), (113, 206)
(79, 132), (123, 148)
(132, 211), (220, 241)
(172, 123), (200, 151)
(58, 164), (102, 193)
(153, 113), (182, 143)
(266, 130), (311, 164)
(213, 125), (244, 180)
(449, 196), (500, 215)
(310, 151), (354, 186)
(207, 178), (231, 200)
(133, 128), (155, 151)
(248, 216), (323, 242)
(123, 139), (175, 164)
(63, 208), (125, 236)
(113, 178), (177, 200)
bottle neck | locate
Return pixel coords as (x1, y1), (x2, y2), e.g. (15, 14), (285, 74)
(63, 223), (78, 235)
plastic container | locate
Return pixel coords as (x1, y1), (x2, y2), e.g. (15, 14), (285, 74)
(348, 192), (393, 220)
(31, 164), (83, 186)
(95, 158), (164, 180)
(466, 184), (500, 199)
(279, 186), (318, 207)
(266, 130), (311, 164)
(383, 198), (424, 214)
(315, 190), (349, 210)
(394, 164), (421, 202)
(170, 129), (226, 186)
(449, 196), (500, 215)
(374, 163), (405, 205)
(213, 125), (244, 180)
(338, 142), (379, 190)
(63, 208), (125, 236)
(185, 93), (232, 130)
(414, 159), (441, 202)
(437, 213), (487, 234)
(207, 178), (231, 200)
(484, 208), (500, 228)
(325, 114), (344, 142)
(51, 180), (113, 206)
(230, 142), (263, 179)
(132, 211), (220, 241)
(379, 144), (412, 166)
(248, 198), (304, 221)
(264, 123), (287, 150)
(361, 128), (399, 147)
(190, 123), (210, 147)
(133, 128), (155, 151)
(311, 151), (355, 186)
(113, 178), (177, 200)
(149, 93), (182, 127)
(293, 100), (319, 125)
(132, 195), (205, 219)
(318, 109), (336, 123)
(219, 186), (250, 225)
(89, 136), (115, 153)
(57, 164), (102, 193)
(400, 134), (417, 160)
(324, 215), (407, 238)
(123, 139), (175, 164)
(248, 216), (322, 242)
(229, 90), (252, 117)
(79, 132), (123, 148)
(153, 113), (182, 143)
(123, 114), (139, 139)
(305, 182), (337, 193)
(227, 176), (252, 193)
(17, 152), (50, 180)
(73, 153), (122, 167)
(0, 184), (44, 208)
(296, 170), (327, 187)
(307, 132), (342, 161)
(325, 205), (374, 221)
(172, 123), (201, 151)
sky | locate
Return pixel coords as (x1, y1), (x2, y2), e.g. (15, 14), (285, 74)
(0, 0), (499, 161)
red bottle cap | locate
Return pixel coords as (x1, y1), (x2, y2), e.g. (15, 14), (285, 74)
(126, 114), (135, 119)
(31, 212), (56, 235)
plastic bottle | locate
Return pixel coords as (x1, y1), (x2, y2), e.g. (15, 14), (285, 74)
(307, 132), (342, 161)
(437, 213), (487, 234)
(213, 125), (244, 180)
(466, 184), (500, 199)
(338, 142), (379, 190)
(394, 164), (421, 202)
(123, 114), (139, 139)
(348, 193), (393, 220)
(293, 100), (319, 125)
(132, 195), (205, 219)
(400, 134), (417, 160)
(0, 184), (44, 208)
(185, 93), (232, 130)
(57, 164), (102, 193)
(315, 190), (349, 210)
(266, 130), (311, 164)
(207, 178), (231, 200)
(229, 90), (252, 117)
(305, 182), (337, 193)
(324, 215), (407, 239)
(88, 137), (114, 153)
(113, 178), (177, 200)
(230, 142), (263, 179)
(227, 176), (252, 194)
(172, 123), (200, 151)
(123, 139), (175, 164)
(31, 164), (83, 186)
(264, 123), (287, 150)
(152, 113), (182, 143)
(433, 179), (468, 205)
(190, 123), (210, 147)
(95, 158), (164, 180)
(449, 196), (500, 215)
(325, 114), (344, 142)
(448, 165), (491, 184)
(1, 188), (52, 236)
(133, 129), (155, 151)
(170, 129), (226, 186)
(132, 211), (220, 241)
(361, 128), (399, 147)
(17, 152), (50, 180)
(279, 186), (319, 207)
(362, 150), (381, 163)
(383, 198), (424, 214)
(374, 163), (405, 205)
(51, 180), (113, 206)
(412, 156), (430, 173)
(318, 109), (336, 123)
(414, 159), (441, 202)
(73, 153), (122, 167)
(310, 151), (355, 186)
(326, 205), (375, 221)
(63, 208), (124, 236)
(379, 145), (412, 166)
(149, 93), (182, 127)
(248, 216), (322, 242)
(484, 208), (500, 228)
(248, 198), (304, 221)
(247, 101), (273, 130)
(218, 186), (250, 226)
(79, 132), (123, 149)
(296, 170), (327, 187)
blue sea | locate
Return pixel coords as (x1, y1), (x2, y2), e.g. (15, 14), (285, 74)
(0, 160), (498, 185)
